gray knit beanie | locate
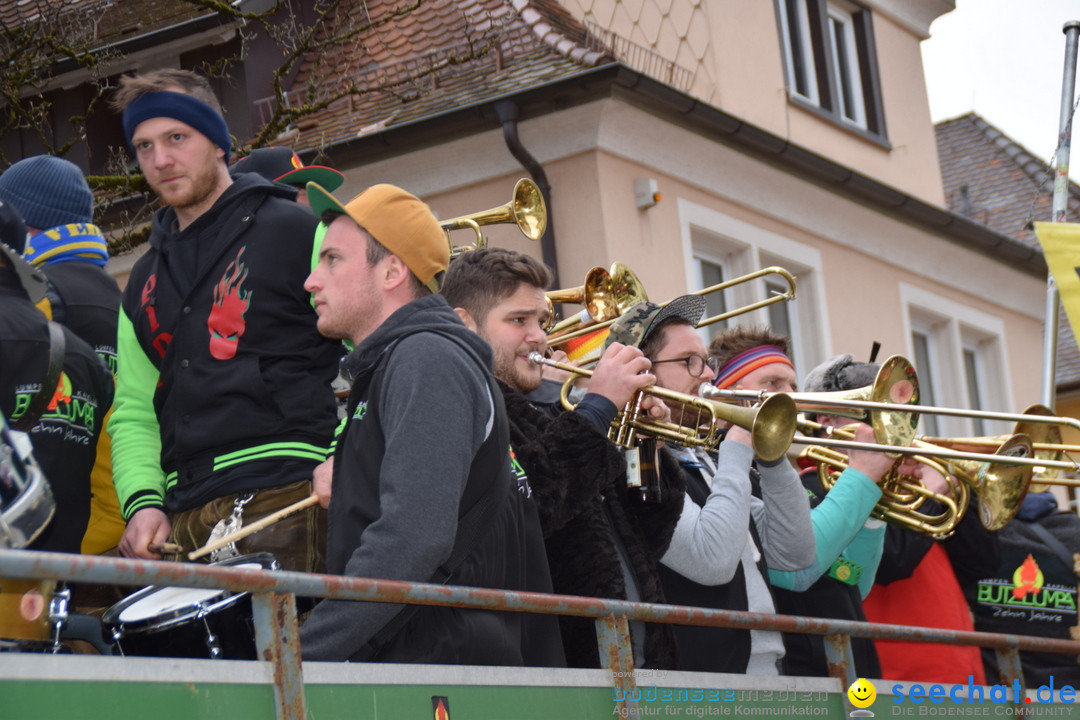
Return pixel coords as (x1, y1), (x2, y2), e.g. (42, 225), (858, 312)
(0, 156), (93, 231)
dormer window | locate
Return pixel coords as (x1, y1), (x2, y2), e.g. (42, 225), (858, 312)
(777, 0), (886, 140)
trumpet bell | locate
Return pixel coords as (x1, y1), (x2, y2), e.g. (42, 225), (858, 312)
(745, 393), (798, 462)
(440, 178), (547, 258)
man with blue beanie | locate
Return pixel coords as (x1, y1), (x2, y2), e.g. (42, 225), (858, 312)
(107, 69), (341, 572)
(0, 154), (125, 554)
(0, 199), (113, 554)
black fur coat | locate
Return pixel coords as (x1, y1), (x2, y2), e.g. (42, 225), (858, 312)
(500, 381), (686, 669)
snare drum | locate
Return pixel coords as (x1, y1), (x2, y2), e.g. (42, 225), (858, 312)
(102, 553), (279, 659)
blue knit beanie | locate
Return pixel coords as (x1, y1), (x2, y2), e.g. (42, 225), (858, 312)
(0, 156), (93, 231)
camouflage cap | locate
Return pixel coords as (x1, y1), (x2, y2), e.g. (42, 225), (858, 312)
(603, 294), (707, 350)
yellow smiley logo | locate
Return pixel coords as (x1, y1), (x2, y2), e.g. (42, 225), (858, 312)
(847, 678), (876, 709)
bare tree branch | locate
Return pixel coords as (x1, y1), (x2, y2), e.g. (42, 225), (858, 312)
(1, 0), (515, 250)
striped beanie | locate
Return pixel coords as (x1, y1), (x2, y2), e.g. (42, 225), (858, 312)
(0, 156), (93, 231)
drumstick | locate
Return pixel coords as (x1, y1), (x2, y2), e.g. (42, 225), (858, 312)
(188, 494), (320, 561)
(148, 542), (185, 554)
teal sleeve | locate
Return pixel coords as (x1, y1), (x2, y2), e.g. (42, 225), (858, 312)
(847, 521), (887, 598)
(108, 309), (166, 519)
(768, 467), (883, 591)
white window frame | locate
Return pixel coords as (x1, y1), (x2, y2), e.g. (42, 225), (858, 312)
(678, 198), (829, 379)
(778, 0), (819, 104)
(900, 284), (1012, 439)
(775, 0), (884, 138)
(826, 3), (867, 129)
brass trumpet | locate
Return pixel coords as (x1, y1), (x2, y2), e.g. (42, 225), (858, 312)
(440, 178), (546, 258)
(547, 266), (798, 347)
(527, 352), (797, 461)
(545, 262), (648, 339)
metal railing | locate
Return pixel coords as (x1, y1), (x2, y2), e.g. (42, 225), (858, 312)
(584, 20), (694, 92)
(1, 549), (1078, 720)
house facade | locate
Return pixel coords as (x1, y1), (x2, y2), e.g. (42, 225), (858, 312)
(5, 0), (1075, 504)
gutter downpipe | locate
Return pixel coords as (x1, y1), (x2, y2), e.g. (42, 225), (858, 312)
(494, 99), (560, 287)
(1043, 21), (1080, 407)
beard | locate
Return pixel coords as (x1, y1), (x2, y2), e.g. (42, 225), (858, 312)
(491, 344), (542, 394)
(149, 154), (224, 212)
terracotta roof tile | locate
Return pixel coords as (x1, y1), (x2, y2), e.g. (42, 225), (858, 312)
(252, 0), (614, 149)
(935, 112), (1080, 248)
(936, 112), (1080, 387)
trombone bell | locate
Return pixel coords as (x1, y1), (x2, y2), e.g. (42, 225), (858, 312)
(954, 433), (1033, 531)
(793, 355), (919, 450)
(546, 262), (650, 342)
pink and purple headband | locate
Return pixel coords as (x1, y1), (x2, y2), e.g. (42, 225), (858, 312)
(714, 345), (793, 389)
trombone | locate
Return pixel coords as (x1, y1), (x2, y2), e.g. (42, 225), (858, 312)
(439, 178), (546, 258)
(707, 356), (1080, 471)
(916, 404), (1080, 491)
(547, 266), (798, 347)
(527, 352), (798, 461)
(702, 355), (922, 450)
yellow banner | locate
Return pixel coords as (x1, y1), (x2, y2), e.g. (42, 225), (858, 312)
(1034, 221), (1080, 350)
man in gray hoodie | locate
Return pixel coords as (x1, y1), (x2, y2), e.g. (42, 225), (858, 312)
(299, 182), (547, 664)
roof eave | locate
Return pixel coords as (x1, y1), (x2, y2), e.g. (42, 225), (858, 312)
(313, 63), (1047, 277)
(46, 10), (244, 83)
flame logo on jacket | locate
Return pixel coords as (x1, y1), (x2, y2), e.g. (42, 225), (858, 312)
(1011, 554), (1044, 599)
(140, 273), (172, 358)
(46, 372), (72, 411)
(208, 247), (253, 360)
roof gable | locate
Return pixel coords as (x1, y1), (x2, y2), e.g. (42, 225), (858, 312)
(936, 112), (1080, 248)
(937, 111), (1080, 389)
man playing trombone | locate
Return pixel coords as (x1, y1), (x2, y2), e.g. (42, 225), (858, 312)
(441, 248), (687, 669)
(734, 346), (915, 678)
(608, 307), (815, 675)
(791, 351), (998, 685)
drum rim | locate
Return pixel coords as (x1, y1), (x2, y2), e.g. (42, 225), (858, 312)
(102, 584), (239, 633)
(102, 553), (279, 635)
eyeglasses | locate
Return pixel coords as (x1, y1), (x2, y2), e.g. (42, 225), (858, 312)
(651, 354), (721, 378)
